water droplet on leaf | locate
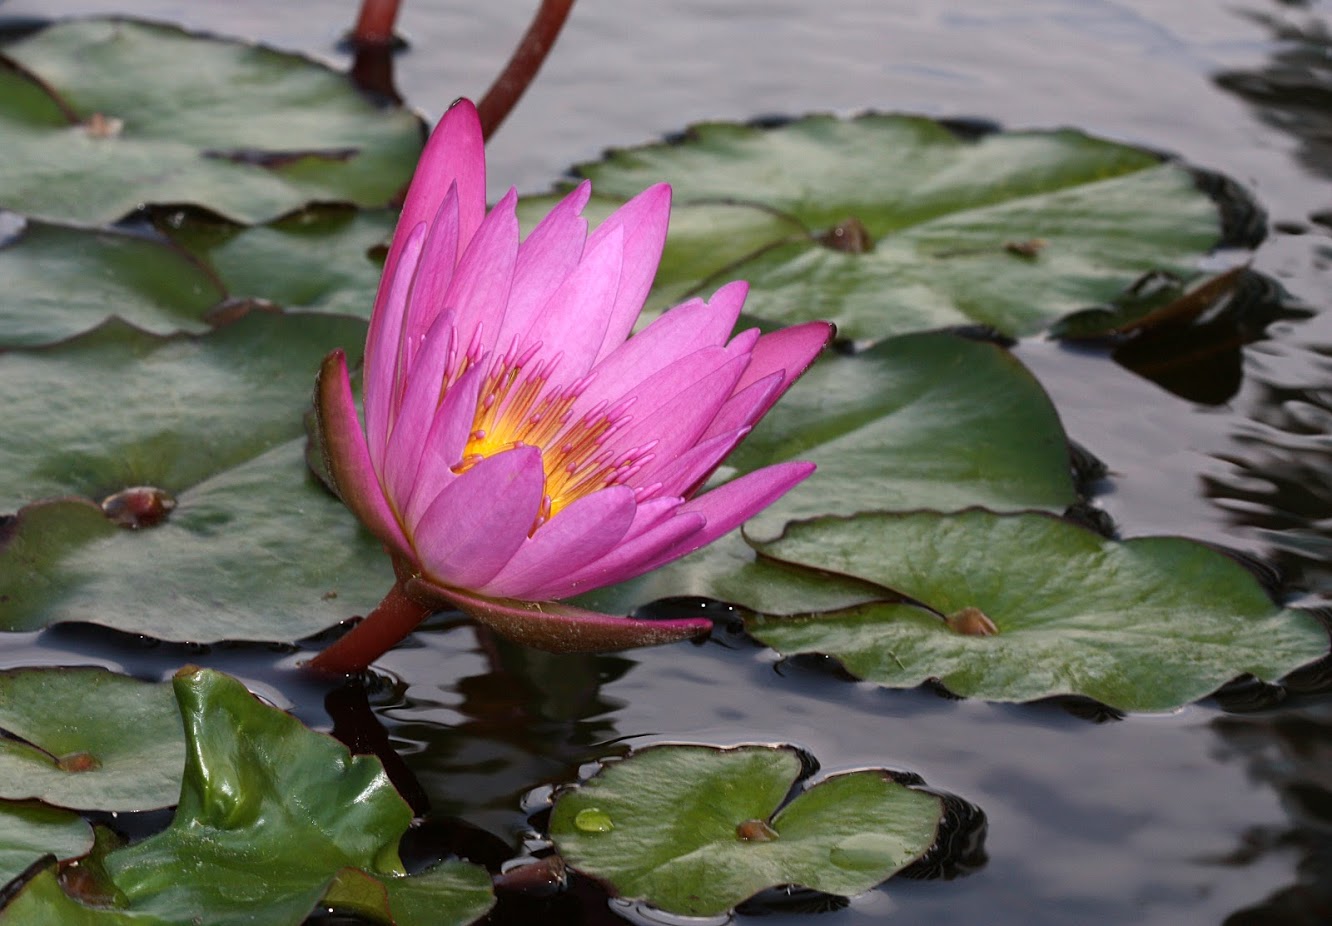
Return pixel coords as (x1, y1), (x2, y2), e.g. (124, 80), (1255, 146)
(574, 808), (614, 833)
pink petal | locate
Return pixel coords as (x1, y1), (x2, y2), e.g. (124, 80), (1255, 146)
(519, 225), (624, 385)
(522, 510), (705, 600)
(730, 321), (835, 420)
(639, 461), (816, 573)
(313, 350), (411, 557)
(642, 426), (752, 500)
(394, 98), (486, 265)
(444, 188), (520, 368)
(699, 371), (783, 444)
(397, 184), (461, 375)
(495, 181), (592, 350)
(406, 578), (711, 653)
(476, 485), (637, 598)
(588, 183), (672, 362)
(382, 309), (455, 509)
(402, 361), (486, 530)
(364, 222), (427, 473)
(411, 445), (545, 589)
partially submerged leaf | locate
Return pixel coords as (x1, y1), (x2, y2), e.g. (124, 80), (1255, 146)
(748, 510), (1330, 711)
(564, 114), (1222, 340)
(549, 744), (942, 917)
(0, 668), (183, 811)
(0, 19), (423, 225)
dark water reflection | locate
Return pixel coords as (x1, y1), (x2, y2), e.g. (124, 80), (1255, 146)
(2, 0), (1332, 923)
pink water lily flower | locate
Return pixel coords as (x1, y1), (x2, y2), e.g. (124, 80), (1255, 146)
(310, 99), (830, 671)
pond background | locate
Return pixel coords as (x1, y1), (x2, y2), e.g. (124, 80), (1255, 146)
(2, 0), (1330, 923)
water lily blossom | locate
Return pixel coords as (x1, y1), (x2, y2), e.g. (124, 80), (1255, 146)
(310, 99), (831, 672)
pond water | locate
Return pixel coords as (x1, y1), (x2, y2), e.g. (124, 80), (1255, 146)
(2, 0), (1330, 923)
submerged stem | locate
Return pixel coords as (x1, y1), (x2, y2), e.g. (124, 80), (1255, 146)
(306, 581), (433, 675)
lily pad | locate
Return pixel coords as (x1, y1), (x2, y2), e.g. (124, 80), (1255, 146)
(0, 220), (225, 349)
(159, 205), (395, 319)
(0, 438), (393, 643)
(0, 19), (423, 225)
(0, 802), (93, 886)
(0, 668), (494, 925)
(748, 510), (1330, 711)
(549, 744), (942, 917)
(0, 668), (184, 811)
(727, 330), (1078, 540)
(565, 114), (1222, 340)
(0, 310), (367, 512)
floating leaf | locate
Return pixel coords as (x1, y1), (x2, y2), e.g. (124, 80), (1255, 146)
(0, 19), (423, 225)
(159, 205), (395, 319)
(0, 310), (366, 512)
(749, 510), (1330, 711)
(0, 669), (493, 924)
(0, 802), (93, 886)
(0, 439), (393, 642)
(0, 668), (183, 811)
(564, 114), (1221, 340)
(0, 220), (224, 349)
(549, 744), (942, 917)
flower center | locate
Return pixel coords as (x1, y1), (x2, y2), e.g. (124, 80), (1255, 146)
(451, 348), (653, 529)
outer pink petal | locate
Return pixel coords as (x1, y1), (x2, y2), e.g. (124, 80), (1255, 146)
(364, 222), (427, 473)
(476, 485), (637, 598)
(520, 225), (624, 385)
(314, 350), (411, 557)
(495, 181), (592, 350)
(699, 372), (783, 444)
(638, 461), (816, 574)
(382, 309), (455, 509)
(641, 426), (751, 500)
(393, 98), (486, 267)
(402, 361), (486, 530)
(405, 578), (711, 653)
(444, 188), (520, 367)
(730, 321), (835, 419)
(588, 183), (672, 362)
(522, 510), (705, 601)
(412, 445), (545, 589)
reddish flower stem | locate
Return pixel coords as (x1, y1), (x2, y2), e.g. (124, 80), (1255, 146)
(351, 0), (401, 46)
(306, 581), (433, 676)
(477, 0), (576, 138)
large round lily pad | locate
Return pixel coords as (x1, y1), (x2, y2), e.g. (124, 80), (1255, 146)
(748, 510), (1330, 711)
(0, 439), (393, 643)
(0, 220), (224, 349)
(0, 18), (423, 225)
(0, 668), (184, 811)
(0, 310), (366, 512)
(564, 114), (1222, 340)
(549, 744), (942, 917)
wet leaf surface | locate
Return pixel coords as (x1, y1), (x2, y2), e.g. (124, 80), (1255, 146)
(0, 668), (183, 811)
(561, 114), (1222, 340)
(549, 744), (942, 917)
(0, 19), (423, 225)
(0, 801), (92, 885)
(748, 510), (1330, 711)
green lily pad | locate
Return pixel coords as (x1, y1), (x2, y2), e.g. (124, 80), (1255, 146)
(0, 19), (423, 225)
(0, 669), (494, 925)
(0, 438), (393, 642)
(0, 802), (93, 886)
(549, 744), (942, 917)
(0, 668), (184, 811)
(0, 220), (225, 349)
(748, 510), (1331, 711)
(564, 114), (1221, 340)
(0, 309), (366, 512)
(159, 205), (395, 319)
(728, 330), (1077, 540)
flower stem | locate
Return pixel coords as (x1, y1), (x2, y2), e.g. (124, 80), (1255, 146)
(306, 581), (433, 675)
(351, 0), (401, 46)
(477, 0), (575, 138)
